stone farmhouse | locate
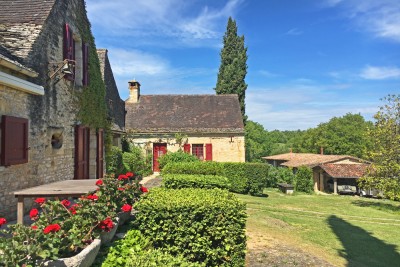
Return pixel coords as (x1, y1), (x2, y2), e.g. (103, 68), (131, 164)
(0, 0), (122, 220)
(125, 81), (245, 172)
(263, 152), (370, 194)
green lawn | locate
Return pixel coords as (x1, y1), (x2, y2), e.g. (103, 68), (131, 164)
(237, 189), (400, 267)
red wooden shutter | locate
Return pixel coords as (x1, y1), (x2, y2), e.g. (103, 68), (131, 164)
(63, 23), (75, 81)
(82, 42), (89, 86)
(1, 115), (29, 166)
(205, 143), (212, 161)
(75, 125), (90, 179)
(96, 129), (104, 178)
(183, 143), (191, 153)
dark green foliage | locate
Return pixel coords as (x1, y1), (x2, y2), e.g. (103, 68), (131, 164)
(162, 161), (269, 195)
(106, 146), (125, 174)
(267, 166), (295, 187)
(158, 151), (199, 171)
(162, 161), (223, 176)
(245, 121), (272, 162)
(134, 188), (247, 267)
(294, 166), (314, 193)
(122, 145), (153, 177)
(292, 113), (373, 158)
(162, 174), (231, 190)
(215, 17), (248, 121)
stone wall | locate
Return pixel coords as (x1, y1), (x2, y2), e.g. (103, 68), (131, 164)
(0, 0), (101, 220)
(128, 133), (245, 168)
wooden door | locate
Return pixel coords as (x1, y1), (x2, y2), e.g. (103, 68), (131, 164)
(75, 125), (90, 179)
(96, 129), (104, 178)
(153, 143), (167, 172)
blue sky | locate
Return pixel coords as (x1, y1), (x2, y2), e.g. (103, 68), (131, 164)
(86, 0), (400, 131)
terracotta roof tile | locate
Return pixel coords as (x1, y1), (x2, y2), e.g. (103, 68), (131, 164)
(321, 163), (370, 178)
(263, 153), (366, 168)
(125, 94), (244, 133)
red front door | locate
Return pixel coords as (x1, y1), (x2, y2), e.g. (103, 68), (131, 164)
(153, 143), (167, 172)
(75, 125), (90, 179)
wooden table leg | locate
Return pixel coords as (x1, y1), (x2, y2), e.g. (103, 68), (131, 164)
(17, 196), (24, 224)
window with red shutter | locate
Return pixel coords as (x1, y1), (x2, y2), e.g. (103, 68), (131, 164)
(183, 143), (191, 153)
(63, 23), (75, 81)
(82, 42), (89, 86)
(1, 115), (29, 166)
(205, 143), (212, 161)
(192, 144), (204, 160)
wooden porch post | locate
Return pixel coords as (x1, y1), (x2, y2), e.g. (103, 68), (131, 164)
(319, 171), (324, 191)
(17, 196), (24, 224)
(334, 178), (338, 194)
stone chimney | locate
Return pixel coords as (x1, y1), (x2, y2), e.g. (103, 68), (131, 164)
(127, 80), (140, 103)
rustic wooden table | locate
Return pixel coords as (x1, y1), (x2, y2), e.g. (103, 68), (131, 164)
(13, 179), (98, 224)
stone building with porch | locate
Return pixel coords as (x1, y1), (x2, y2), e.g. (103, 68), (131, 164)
(263, 152), (370, 194)
(0, 0), (112, 220)
(125, 81), (245, 172)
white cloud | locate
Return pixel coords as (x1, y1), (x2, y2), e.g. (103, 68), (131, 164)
(86, 0), (244, 47)
(285, 28), (303, 36)
(258, 70), (280, 77)
(323, 0), (400, 42)
(360, 65), (400, 80)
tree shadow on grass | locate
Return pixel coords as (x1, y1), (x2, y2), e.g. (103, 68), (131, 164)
(351, 200), (400, 213)
(328, 215), (400, 267)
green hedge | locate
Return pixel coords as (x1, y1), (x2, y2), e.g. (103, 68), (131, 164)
(162, 174), (231, 190)
(134, 188), (247, 266)
(162, 161), (270, 195)
(294, 166), (314, 193)
(158, 151), (199, 171)
(126, 249), (204, 267)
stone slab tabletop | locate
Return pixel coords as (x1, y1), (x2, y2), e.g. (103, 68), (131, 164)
(14, 179), (99, 197)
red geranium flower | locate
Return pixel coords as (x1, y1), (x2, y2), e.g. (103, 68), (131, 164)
(43, 224), (61, 234)
(35, 198), (46, 205)
(69, 204), (79, 215)
(121, 204), (132, 213)
(30, 208), (39, 219)
(0, 217), (7, 226)
(98, 217), (114, 232)
(118, 174), (128, 180)
(126, 172), (134, 178)
(117, 187), (125, 191)
(86, 194), (98, 201)
(95, 179), (103, 186)
(140, 186), (149, 193)
(31, 225), (38, 230)
(60, 199), (71, 207)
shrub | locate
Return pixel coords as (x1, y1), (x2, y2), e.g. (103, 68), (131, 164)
(126, 249), (204, 267)
(162, 174), (230, 190)
(267, 166), (295, 187)
(106, 146), (125, 174)
(163, 161), (270, 195)
(294, 166), (314, 193)
(134, 188), (247, 266)
(101, 229), (151, 267)
(158, 151), (199, 171)
(123, 145), (153, 177)
(162, 161), (222, 176)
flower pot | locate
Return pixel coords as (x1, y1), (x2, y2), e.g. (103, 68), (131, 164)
(117, 211), (133, 226)
(42, 239), (101, 267)
(100, 217), (119, 244)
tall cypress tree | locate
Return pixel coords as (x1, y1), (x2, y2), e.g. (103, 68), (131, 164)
(215, 17), (248, 122)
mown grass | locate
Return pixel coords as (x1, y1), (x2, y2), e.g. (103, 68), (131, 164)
(237, 189), (400, 267)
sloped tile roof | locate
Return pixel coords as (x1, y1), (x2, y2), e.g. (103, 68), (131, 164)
(125, 94), (244, 133)
(263, 153), (366, 168)
(321, 163), (370, 178)
(0, 0), (55, 24)
(0, 44), (37, 74)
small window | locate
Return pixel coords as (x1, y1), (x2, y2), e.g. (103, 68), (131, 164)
(1, 115), (29, 166)
(63, 23), (75, 81)
(192, 144), (204, 160)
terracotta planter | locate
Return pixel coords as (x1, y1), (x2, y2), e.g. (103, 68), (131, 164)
(42, 239), (101, 267)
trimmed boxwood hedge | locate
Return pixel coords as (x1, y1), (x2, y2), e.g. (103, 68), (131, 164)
(162, 161), (270, 196)
(134, 188), (247, 267)
(162, 174), (231, 190)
